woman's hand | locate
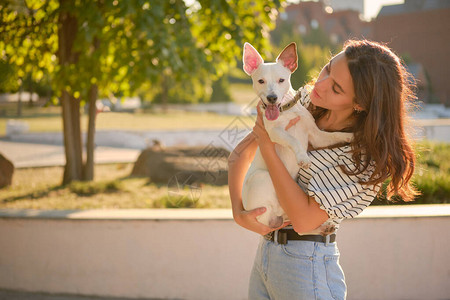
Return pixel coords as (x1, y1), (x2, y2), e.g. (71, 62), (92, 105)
(285, 116), (301, 130)
(253, 102), (301, 146)
(253, 102), (275, 149)
(234, 206), (291, 236)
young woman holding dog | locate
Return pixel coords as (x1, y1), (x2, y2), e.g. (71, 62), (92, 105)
(228, 39), (418, 299)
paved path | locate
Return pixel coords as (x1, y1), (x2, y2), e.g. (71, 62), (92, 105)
(0, 290), (166, 300)
(1, 121), (449, 169)
(0, 129), (248, 168)
(0, 140), (140, 168)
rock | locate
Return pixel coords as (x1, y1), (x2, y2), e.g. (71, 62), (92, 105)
(131, 145), (230, 186)
(0, 153), (14, 188)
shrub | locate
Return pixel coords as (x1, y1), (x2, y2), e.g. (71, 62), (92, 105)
(155, 195), (200, 208)
(69, 180), (123, 196)
(371, 141), (450, 205)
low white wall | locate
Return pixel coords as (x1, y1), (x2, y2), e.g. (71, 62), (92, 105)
(0, 205), (449, 300)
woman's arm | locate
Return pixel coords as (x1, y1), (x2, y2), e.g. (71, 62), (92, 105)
(228, 131), (289, 235)
(252, 107), (329, 234)
(228, 132), (258, 219)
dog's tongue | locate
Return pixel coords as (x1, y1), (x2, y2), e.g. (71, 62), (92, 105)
(265, 104), (279, 121)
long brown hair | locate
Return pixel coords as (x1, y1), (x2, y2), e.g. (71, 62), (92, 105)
(314, 40), (419, 202)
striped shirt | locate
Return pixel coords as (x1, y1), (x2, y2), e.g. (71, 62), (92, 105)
(295, 87), (381, 234)
(296, 146), (380, 234)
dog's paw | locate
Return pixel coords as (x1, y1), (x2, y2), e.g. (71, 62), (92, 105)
(342, 132), (354, 143)
(329, 132), (353, 144)
(296, 154), (311, 168)
(332, 132), (353, 143)
(298, 160), (311, 169)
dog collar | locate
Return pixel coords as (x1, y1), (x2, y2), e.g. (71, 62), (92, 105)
(261, 89), (303, 112)
(279, 92), (301, 112)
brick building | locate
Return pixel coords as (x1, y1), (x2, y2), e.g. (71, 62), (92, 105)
(280, 1), (372, 45)
(277, 0), (449, 104)
(326, 9), (372, 43)
(374, 0), (450, 104)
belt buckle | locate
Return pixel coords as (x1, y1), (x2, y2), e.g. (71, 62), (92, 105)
(325, 234), (330, 246)
(274, 230), (287, 245)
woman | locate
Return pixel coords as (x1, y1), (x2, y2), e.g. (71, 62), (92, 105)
(228, 40), (418, 299)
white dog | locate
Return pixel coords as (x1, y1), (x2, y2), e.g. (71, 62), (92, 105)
(241, 42), (353, 228)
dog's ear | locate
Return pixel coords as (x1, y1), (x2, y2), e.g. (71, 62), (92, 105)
(276, 42), (298, 73)
(243, 43), (263, 75)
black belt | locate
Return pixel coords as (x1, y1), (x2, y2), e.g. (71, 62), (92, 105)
(264, 228), (336, 245)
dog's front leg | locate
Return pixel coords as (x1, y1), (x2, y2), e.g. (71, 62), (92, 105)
(268, 126), (310, 168)
(308, 126), (353, 148)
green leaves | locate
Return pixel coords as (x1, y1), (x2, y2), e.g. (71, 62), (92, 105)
(192, 0), (281, 76)
(1, 0), (284, 102)
(0, 0), (58, 92)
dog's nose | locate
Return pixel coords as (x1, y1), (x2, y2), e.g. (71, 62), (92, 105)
(267, 94), (277, 104)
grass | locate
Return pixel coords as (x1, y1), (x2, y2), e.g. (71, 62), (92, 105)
(0, 108), (256, 135)
(372, 141), (450, 205)
(228, 82), (257, 104)
(1, 141), (449, 210)
(0, 84), (252, 210)
(0, 90), (449, 209)
(0, 83), (256, 135)
(411, 141), (450, 204)
(0, 163), (231, 210)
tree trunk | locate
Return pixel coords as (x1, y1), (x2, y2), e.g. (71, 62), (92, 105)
(28, 78), (34, 108)
(161, 75), (168, 113)
(61, 90), (78, 184)
(17, 83), (23, 117)
(83, 84), (98, 181)
(58, 0), (82, 184)
(71, 95), (83, 177)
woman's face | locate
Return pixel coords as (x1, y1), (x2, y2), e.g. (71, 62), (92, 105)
(310, 51), (356, 112)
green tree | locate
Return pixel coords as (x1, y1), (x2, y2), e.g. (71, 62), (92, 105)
(209, 76), (232, 102)
(0, 61), (19, 93)
(1, 0), (282, 184)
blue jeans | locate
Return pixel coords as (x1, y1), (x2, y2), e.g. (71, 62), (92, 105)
(248, 237), (347, 300)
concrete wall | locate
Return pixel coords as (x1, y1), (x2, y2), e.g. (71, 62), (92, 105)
(0, 205), (449, 300)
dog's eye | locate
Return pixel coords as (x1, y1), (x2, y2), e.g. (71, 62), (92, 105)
(258, 79), (265, 84)
(279, 78), (285, 83)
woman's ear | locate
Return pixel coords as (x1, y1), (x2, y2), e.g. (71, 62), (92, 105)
(353, 104), (364, 112)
